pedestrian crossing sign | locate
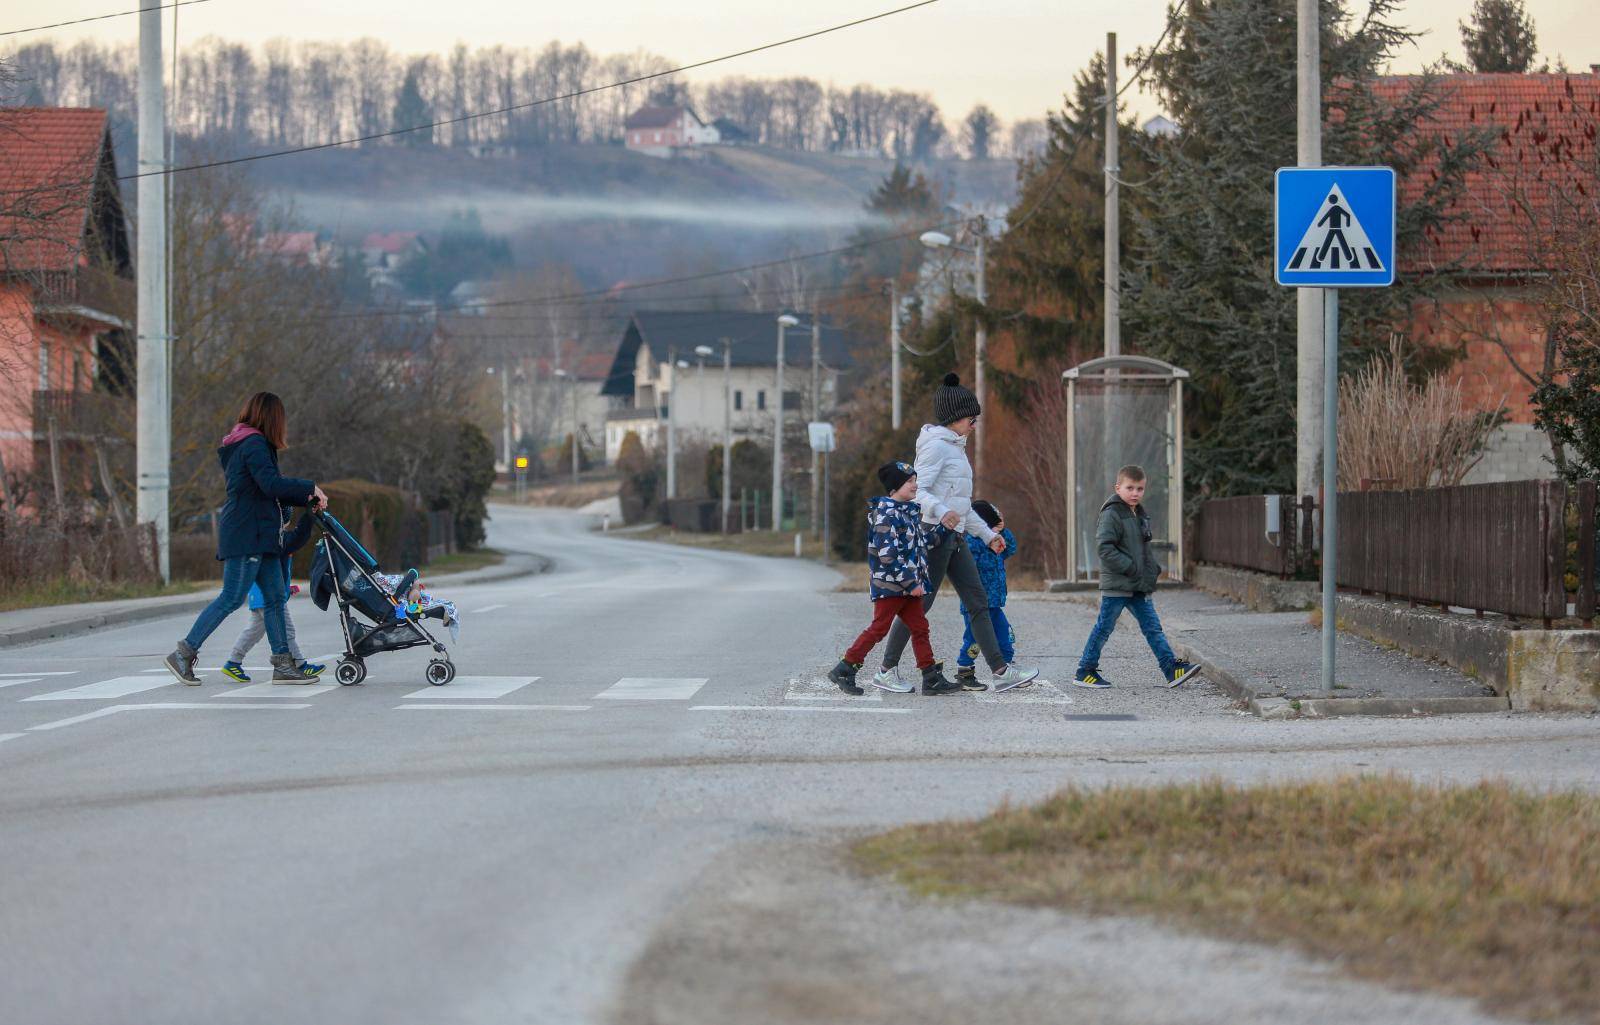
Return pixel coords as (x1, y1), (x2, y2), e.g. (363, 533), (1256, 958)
(1275, 166), (1395, 287)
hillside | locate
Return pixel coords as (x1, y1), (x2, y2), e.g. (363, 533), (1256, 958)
(244, 142), (1018, 287)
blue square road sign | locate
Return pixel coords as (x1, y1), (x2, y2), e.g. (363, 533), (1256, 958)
(1275, 166), (1395, 288)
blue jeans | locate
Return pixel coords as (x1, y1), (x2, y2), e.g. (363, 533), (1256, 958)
(958, 607), (1014, 668)
(183, 554), (289, 656)
(1076, 594), (1175, 675)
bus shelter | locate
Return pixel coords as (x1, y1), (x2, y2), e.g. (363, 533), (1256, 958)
(1063, 355), (1188, 582)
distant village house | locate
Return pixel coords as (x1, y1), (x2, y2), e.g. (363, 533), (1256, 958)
(623, 105), (720, 158)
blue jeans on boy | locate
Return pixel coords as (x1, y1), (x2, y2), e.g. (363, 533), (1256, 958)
(958, 607), (1014, 668)
(184, 554), (290, 655)
(1076, 594), (1175, 675)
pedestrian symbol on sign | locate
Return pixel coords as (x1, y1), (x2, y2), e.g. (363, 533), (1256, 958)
(1286, 184), (1384, 273)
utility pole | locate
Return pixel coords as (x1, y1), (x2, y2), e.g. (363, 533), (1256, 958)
(666, 345), (677, 500)
(973, 221), (988, 483)
(809, 318), (821, 538)
(772, 315), (795, 532)
(721, 337), (732, 533)
(499, 359), (512, 475)
(136, 0), (170, 581)
(569, 380), (579, 483)
(889, 281), (902, 430)
(1104, 31), (1120, 360)
(1296, 0), (1324, 500)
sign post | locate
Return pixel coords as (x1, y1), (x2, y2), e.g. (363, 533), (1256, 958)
(514, 455), (528, 503)
(1275, 166), (1395, 692)
(808, 422), (836, 564)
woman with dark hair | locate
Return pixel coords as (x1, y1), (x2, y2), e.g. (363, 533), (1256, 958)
(164, 392), (329, 686)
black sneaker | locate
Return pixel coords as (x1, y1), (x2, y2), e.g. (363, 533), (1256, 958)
(1164, 661), (1201, 688)
(163, 641), (201, 685)
(829, 659), (864, 696)
(920, 662), (962, 695)
(955, 666), (985, 691)
(1070, 670), (1112, 690)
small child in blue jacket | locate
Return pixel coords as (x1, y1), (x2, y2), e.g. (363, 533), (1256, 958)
(221, 511), (325, 681)
(955, 500), (1016, 689)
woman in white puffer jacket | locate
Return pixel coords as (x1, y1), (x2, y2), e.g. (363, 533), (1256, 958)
(875, 374), (1040, 695)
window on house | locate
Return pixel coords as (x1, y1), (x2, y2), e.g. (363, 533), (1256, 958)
(733, 390), (743, 411)
(757, 390), (767, 411)
(782, 390), (801, 411)
(38, 341), (50, 390)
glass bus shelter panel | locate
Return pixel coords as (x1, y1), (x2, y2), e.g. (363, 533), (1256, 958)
(1071, 381), (1177, 580)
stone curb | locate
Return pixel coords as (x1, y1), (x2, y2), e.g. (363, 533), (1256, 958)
(0, 551), (551, 650)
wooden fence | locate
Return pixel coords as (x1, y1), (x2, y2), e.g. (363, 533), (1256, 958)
(1194, 480), (1598, 626)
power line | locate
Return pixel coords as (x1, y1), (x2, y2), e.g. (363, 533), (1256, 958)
(1, 0), (212, 39)
(116, 0), (942, 182)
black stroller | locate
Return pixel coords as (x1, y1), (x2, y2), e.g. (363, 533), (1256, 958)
(307, 510), (457, 687)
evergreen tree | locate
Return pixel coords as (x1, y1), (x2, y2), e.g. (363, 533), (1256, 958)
(961, 105), (1000, 160)
(1123, 0), (1490, 496)
(1460, 0), (1538, 74)
(392, 67), (433, 146)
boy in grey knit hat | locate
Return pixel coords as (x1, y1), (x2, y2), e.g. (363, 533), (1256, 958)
(874, 373), (1040, 694)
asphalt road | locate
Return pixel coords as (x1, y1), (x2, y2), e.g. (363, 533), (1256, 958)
(1, 505), (1594, 1025)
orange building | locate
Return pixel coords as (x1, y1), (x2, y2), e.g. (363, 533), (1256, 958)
(1376, 70), (1600, 482)
(0, 107), (133, 506)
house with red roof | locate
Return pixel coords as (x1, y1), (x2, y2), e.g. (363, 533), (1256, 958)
(0, 107), (133, 502)
(1375, 68), (1600, 482)
(623, 105), (720, 158)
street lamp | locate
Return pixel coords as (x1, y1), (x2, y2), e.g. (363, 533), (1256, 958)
(666, 354), (691, 500)
(922, 219), (988, 482)
(553, 368), (578, 483)
(773, 313), (800, 532)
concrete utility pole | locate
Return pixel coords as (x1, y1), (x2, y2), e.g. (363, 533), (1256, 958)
(973, 222), (988, 483)
(499, 360), (512, 474)
(721, 337), (732, 533)
(1104, 31), (1120, 361)
(569, 380), (579, 483)
(666, 346), (677, 500)
(772, 313), (797, 532)
(136, 0), (170, 581)
(809, 318), (821, 538)
(1296, 0), (1324, 499)
(889, 281), (902, 430)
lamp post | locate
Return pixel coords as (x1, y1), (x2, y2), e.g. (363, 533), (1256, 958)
(553, 368), (578, 482)
(707, 339), (732, 532)
(921, 222), (988, 482)
(887, 280), (903, 430)
(773, 312), (799, 532)
(666, 348), (689, 500)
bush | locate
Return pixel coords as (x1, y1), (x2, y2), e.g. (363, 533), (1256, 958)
(420, 421), (496, 550)
(291, 478), (424, 576)
(705, 439), (768, 500)
(616, 430), (660, 524)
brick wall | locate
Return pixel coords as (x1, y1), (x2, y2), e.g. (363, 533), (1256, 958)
(1412, 293), (1543, 424)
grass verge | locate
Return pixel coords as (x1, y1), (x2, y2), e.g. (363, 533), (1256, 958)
(620, 526), (833, 561)
(422, 547), (505, 576)
(0, 577), (213, 614)
(855, 777), (1600, 1023)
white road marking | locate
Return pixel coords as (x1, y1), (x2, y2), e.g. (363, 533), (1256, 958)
(971, 680), (1075, 705)
(395, 704), (590, 712)
(786, 694), (885, 702)
(690, 705), (912, 714)
(595, 678), (708, 701)
(0, 733), (26, 745)
(470, 604), (507, 613)
(27, 702), (313, 731)
(785, 676), (882, 702)
(0, 678), (41, 690)
(401, 676), (540, 700)
(23, 676), (178, 702)
(214, 682), (341, 698)
(0, 671), (76, 676)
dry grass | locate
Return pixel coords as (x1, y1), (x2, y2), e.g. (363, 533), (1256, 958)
(621, 526), (833, 561)
(497, 478), (620, 509)
(856, 777), (1600, 1023)
(0, 577), (212, 614)
(420, 547), (505, 577)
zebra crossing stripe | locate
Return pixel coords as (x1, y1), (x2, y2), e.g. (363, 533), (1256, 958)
(23, 676), (177, 701)
(402, 676), (540, 699)
(595, 678), (708, 701)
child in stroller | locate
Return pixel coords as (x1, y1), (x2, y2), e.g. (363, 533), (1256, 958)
(306, 510), (460, 686)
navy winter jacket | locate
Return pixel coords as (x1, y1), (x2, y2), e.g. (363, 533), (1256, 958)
(215, 430), (315, 561)
(865, 496), (929, 600)
(959, 528), (1016, 613)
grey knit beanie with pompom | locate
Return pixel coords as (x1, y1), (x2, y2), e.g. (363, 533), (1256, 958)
(933, 372), (981, 425)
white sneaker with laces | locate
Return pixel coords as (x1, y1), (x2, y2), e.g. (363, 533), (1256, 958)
(872, 666), (914, 693)
(989, 663), (1039, 692)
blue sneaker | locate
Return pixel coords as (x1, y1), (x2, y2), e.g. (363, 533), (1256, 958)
(298, 661), (326, 677)
(221, 662), (251, 683)
(1070, 670), (1112, 689)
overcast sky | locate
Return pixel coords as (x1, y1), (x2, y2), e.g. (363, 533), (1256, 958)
(33, 0), (1600, 125)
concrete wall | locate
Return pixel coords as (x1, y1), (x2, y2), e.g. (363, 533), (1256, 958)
(1192, 564), (1317, 612)
(1464, 423), (1555, 484)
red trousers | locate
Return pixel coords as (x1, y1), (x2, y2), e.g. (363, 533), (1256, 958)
(845, 595), (934, 669)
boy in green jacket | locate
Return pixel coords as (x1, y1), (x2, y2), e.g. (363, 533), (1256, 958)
(1071, 464), (1200, 689)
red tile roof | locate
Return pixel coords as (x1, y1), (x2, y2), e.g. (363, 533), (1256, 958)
(362, 231), (421, 253)
(624, 105), (689, 130)
(1374, 72), (1600, 274)
(0, 108), (112, 274)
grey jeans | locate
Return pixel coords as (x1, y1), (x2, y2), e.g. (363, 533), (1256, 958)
(883, 529), (1004, 672)
(228, 606), (304, 664)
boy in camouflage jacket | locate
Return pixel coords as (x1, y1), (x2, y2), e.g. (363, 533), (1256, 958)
(829, 462), (959, 695)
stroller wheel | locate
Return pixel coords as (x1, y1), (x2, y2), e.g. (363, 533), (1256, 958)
(336, 659), (366, 686)
(426, 660), (456, 687)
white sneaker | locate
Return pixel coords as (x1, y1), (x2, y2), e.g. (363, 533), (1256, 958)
(990, 663), (1039, 692)
(872, 666), (914, 693)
